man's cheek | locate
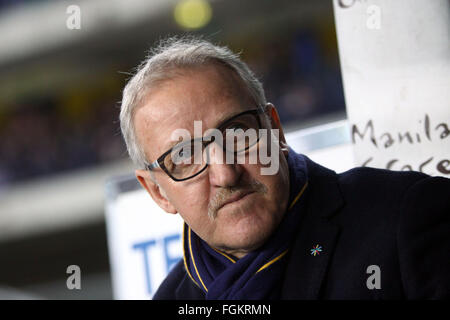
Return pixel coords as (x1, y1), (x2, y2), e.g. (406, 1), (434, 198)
(176, 189), (208, 211)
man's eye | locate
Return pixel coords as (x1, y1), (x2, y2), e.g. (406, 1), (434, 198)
(171, 145), (195, 165)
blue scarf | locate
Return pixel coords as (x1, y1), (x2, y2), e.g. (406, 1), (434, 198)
(182, 150), (309, 300)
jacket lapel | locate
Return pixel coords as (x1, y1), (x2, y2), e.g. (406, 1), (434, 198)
(281, 156), (344, 299)
(176, 274), (206, 299)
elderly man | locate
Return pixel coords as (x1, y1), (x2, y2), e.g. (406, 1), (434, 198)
(119, 37), (450, 300)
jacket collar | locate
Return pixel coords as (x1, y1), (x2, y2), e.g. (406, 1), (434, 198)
(281, 155), (344, 299)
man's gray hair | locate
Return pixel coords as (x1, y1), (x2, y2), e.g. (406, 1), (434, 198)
(119, 36), (267, 169)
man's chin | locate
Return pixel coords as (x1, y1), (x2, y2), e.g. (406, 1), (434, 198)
(215, 222), (274, 255)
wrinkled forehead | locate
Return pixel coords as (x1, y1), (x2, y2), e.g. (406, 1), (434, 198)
(133, 63), (256, 161)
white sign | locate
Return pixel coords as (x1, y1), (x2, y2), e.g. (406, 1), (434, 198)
(105, 183), (183, 299)
(333, 0), (450, 177)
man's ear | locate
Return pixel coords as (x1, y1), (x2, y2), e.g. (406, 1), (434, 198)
(135, 169), (177, 214)
(266, 103), (289, 156)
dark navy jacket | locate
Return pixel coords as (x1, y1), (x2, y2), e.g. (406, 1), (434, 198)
(153, 155), (450, 299)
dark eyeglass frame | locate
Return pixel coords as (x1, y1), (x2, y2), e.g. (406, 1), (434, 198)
(146, 105), (268, 181)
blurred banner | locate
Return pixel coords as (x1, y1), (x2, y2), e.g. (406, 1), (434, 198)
(105, 179), (183, 300)
(104, 121), (355, 300)
(333, 0), (450, 177)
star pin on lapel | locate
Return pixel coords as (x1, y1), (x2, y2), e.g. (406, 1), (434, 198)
(310, 244), (323, 256)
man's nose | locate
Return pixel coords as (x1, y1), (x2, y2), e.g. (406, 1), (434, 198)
(207, 143), (243, 187)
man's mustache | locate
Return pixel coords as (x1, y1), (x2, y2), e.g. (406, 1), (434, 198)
(208, 179), (268, 219)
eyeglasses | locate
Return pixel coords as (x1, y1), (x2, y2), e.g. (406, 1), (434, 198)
(146, 106), (268, 181)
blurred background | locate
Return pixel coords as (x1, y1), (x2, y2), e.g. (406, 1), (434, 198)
(0, 0), (346, 299)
